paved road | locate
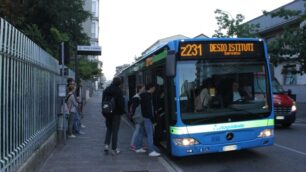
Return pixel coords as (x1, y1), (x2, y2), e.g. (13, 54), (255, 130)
(167, 104), (306, 172)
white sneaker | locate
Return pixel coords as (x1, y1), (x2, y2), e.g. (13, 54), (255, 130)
(135, 148), (147, 153)
(149, 151), (160, 157)
(81, 124), (86, 128)
(68, 134), (76, 138)
(104, 145), (109, 152)
(111, 148), (120, 155)
(77, 131), (85, 135)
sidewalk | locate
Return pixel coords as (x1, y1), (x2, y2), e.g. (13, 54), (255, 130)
(40, 91), (172, 172)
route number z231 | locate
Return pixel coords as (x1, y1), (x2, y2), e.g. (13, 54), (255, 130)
(180, 44), (203, 57)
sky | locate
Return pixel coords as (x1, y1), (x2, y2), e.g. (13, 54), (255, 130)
(99, 0), (294, 80)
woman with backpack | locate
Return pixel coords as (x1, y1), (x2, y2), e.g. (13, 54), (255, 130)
(102, 77), (125, 155)
(129, 85), (145, 151)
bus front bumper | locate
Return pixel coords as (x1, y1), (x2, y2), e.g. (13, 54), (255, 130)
(171, 137), (274, 157)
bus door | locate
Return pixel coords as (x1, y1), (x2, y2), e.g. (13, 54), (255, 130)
(128, 75), (136, 100)
(152, 67), (169, 148)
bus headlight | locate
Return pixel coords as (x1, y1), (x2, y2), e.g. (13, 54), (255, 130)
(291, 102), (297, 112)
(173, 138), (199, 146)
(258, 129), (273, 138)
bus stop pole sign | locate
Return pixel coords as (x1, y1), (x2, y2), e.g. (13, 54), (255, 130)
(77, 45), (102, 55)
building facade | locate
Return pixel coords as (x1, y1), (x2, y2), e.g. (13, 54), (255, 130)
(246, 0), (306, 102)
(82, 0), (103, 89)
(83, 0), (99, 48)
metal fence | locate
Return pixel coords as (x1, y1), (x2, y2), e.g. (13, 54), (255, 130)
(80, 79), (95, 103)
(0, 18), (63, 172)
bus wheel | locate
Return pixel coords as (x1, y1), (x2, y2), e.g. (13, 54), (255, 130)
(282, 123), (292, 128)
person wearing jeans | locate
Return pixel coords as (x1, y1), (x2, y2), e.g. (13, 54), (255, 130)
(73, 110), (85, 135)
(66, 85), (79, 138)
(129, 85), (145, 150)
(135, 83), (160, 157)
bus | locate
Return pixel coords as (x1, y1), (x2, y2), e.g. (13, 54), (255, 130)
(119, 38), (274, 157)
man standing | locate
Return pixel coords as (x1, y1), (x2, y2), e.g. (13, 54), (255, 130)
(102, 77), (125, 155)
(136, 83), (160, 157)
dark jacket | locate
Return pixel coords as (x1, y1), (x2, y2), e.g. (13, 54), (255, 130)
(102, 84), (125, 115)
(140, 91), (155, 123)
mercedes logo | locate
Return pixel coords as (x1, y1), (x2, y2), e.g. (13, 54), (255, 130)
(226, 133), (234, 141)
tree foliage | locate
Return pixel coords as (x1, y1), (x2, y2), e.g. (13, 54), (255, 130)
(0, 0), (90, 58)
(75, 58), (102, 80)
(213, 4), (306, 74)
(0, 0), (25, 26)
(213, 9), (260, 38)
(0, 0), (102, 80)
(263, 1), (306, 73)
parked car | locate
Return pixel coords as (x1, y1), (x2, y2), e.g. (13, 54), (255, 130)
(254, 74), (296, 128)
(272, 78), (296, 128)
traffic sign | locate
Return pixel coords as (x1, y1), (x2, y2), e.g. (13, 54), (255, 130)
(77, 45), (101, 55)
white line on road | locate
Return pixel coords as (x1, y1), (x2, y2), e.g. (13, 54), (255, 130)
(295, 120), (306, 123)
(275, 144), (306, 156)
(292, 123), (306, 127)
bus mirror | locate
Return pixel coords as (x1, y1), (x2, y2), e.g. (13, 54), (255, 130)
(287, 89), (292, 96)
(166, 51), (176, 77)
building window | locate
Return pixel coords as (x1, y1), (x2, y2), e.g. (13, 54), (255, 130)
(91, 21), (96, 38)
(283, 65), (297, 85)
(92, 1), (97, 17)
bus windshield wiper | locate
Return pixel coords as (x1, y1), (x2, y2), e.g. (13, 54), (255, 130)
(228, 106), (257, 115)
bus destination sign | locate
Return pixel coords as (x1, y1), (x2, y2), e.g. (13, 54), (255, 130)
(179, 41), (263, 59)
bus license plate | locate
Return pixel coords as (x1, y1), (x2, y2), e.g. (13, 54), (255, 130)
(223, 145), (237, 152)
(276, 116), (285, 120)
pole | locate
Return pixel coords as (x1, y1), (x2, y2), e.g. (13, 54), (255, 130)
(61, 42), (65, 73)
(61, 42), (67, 144)
(75, 48), (78, 84)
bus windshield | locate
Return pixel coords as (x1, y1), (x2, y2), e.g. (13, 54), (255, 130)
(272, 78), (285, 93)
(254, 76), (285, 94)
(177, 60), (271, 125)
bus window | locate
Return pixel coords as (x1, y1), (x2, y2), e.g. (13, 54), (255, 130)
(144, 70), (152, 84)
(176, 60), (271, 125)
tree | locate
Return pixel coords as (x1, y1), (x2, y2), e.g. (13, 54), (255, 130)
(0, 0), (25, 27)
(0, 0), (91, 60)
(23, 0), (91, 58)
(73, 57), (102, 80)
(213, 9), (260, 38)
(23, 24), (52, 53)
(263, 1), (306, 73)
(0, 0), (102, 80)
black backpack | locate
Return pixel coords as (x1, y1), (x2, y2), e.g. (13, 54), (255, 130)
(102, 95), (116, 118)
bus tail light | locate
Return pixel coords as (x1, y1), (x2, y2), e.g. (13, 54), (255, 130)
(258, 129), (273, 138)
(173, 138), (199, 146)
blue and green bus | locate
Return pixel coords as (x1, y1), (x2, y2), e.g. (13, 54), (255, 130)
(119, 38), (274, 157)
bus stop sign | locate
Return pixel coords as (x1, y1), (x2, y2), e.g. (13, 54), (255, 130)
(77, 45), (101, 55)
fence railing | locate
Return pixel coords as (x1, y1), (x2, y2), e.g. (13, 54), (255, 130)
(0, 18), (64, 172)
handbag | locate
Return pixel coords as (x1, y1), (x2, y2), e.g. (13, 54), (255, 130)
(132, 105), (144, 124)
